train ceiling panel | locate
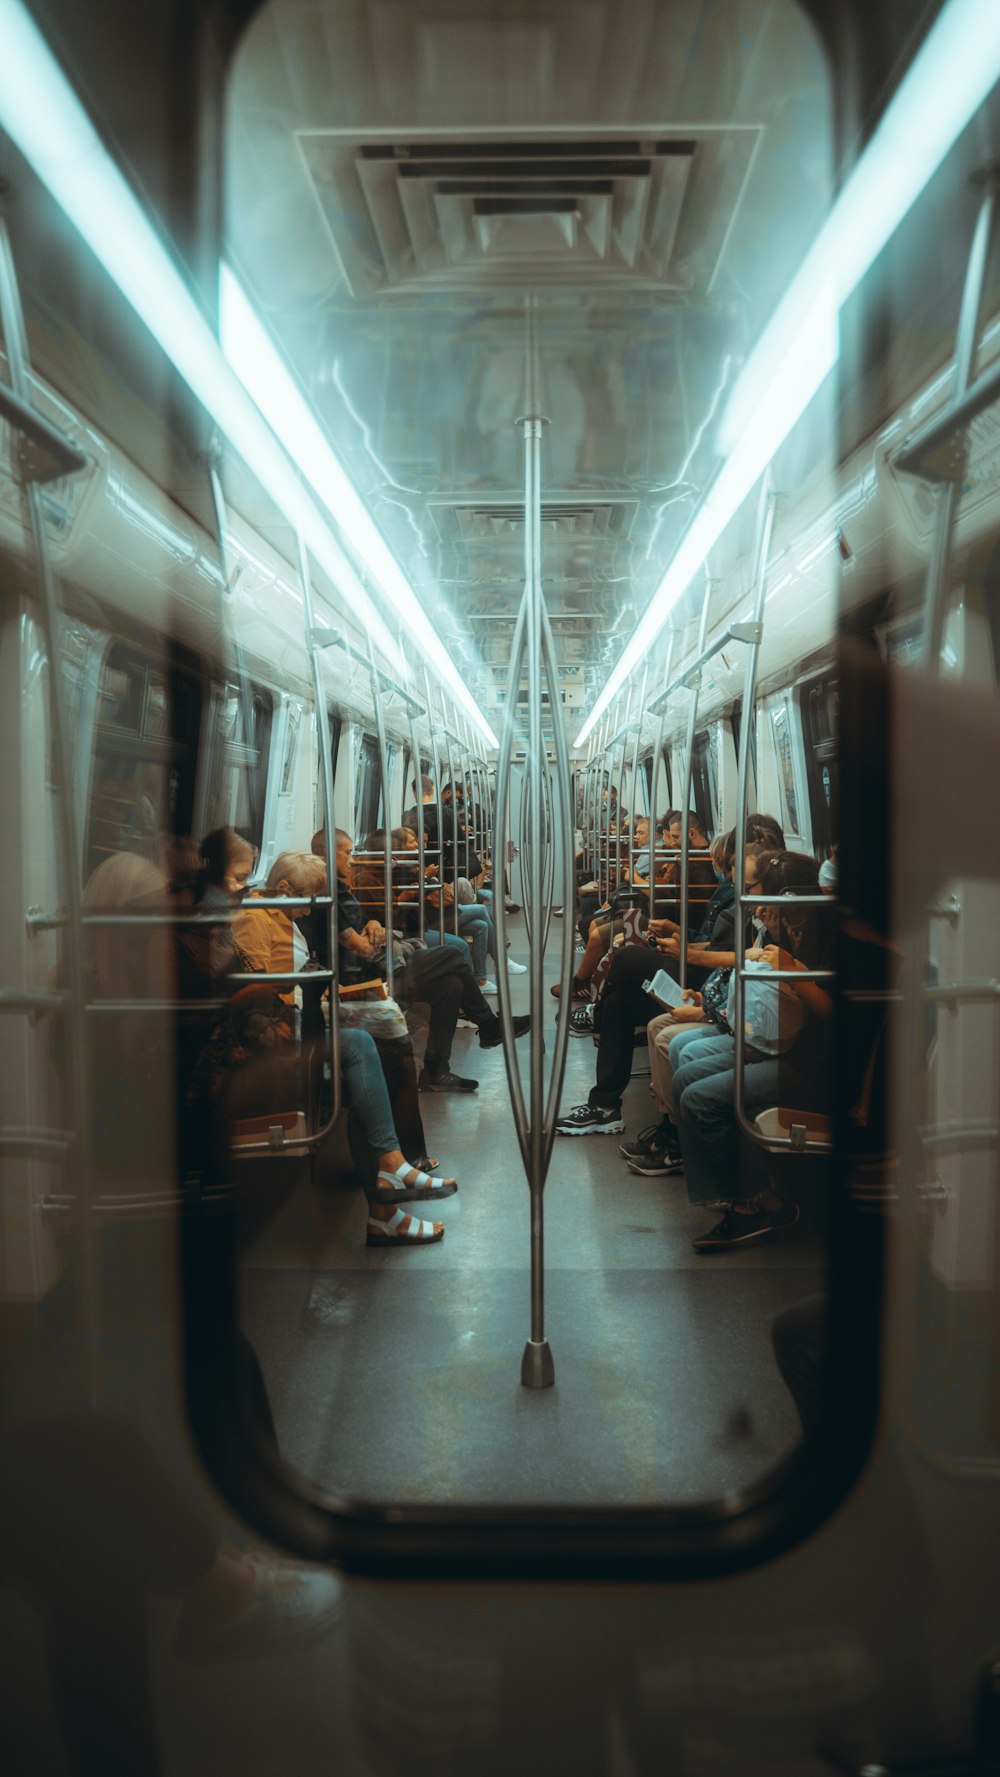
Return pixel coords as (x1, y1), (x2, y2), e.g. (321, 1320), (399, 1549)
(226, 0), (831, 738)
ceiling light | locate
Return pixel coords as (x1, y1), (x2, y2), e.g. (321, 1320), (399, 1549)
(0, 0), (424, 697)
(575, 0), (1000, 747)
(218, 268), (497, 747)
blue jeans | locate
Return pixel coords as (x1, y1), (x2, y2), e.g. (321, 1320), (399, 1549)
(339, 1027), (397, 1156)
(457, 905), (496, 978)
(672, 1035), (780, 1207)
(423, 930), (469, 959)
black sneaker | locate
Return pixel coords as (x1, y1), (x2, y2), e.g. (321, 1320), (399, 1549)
(555, 1103), (625, 1136)
(619, 1121), (671, 1161)
(627, 1150), (683, 1178)
(568, 1004), (596, 1037)
(479, 1015), (531, 1049)
(692, 1203), (799, 1251)
(419, 1068), (479, 1093)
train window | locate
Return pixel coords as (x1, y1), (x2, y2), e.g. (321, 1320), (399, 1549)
(769, 701), (801, 839)
(800, 676), (837, 855)
(690, 732), (716, 836)
(354, 734), (381, 838)
(205, 681), (272, 854)
(280, 703), (301, 795)
(312, 709), (342, 832)
(85, 643), (200, 877)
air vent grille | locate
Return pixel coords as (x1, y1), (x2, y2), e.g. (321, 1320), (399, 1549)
(432, 500), (638, 542)
(297, 129), (758, 296)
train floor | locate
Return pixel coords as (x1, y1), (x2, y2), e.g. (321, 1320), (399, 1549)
(238, 917), (823, 1510)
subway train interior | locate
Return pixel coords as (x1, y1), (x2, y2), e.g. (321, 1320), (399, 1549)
(3, 0), (1000, 1771)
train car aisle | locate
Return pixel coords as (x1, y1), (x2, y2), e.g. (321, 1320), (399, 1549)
(238, 919), (823, 1508)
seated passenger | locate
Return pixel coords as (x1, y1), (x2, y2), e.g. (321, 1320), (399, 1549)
(670, 850), (833, 1250)
(557, 811), (713, 1003)
(233, 849), (324, 986)
(555, 831), (746, 1136)
(362, 826), (506, 990)
(335, 829), (529, 1092)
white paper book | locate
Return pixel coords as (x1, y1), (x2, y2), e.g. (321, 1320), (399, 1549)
(642, 969), (685, 1009)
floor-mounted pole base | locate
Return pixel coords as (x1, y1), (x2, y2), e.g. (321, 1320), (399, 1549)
(521, 1339), (555, 1389)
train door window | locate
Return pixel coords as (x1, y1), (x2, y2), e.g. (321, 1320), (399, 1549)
(280, 703), (301, 794)
(800, 675), (838, 855)
(313, 709), (342, 833)
(690, 732), (717, 836)
(354, 734), (381, 839)
(205, 681), (272, 855)
(768, 697), (805, 843)
(657, 744), (673, 815)
(85, 642), (201, 878)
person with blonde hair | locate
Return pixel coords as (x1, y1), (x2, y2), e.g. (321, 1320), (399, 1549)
(233, 850), (324, 982)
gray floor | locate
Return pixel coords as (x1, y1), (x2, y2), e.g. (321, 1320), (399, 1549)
(239, 915), (824, 1508)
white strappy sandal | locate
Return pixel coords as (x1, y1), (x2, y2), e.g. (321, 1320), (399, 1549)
(366, 1208), (444, 1246)
(372, 1162), (458, 1203)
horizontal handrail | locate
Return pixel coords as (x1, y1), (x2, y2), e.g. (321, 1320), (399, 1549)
(0, 1129), (73, 1156)
(309, 626), (426, 715)
(0, 380), (88, 482)
(0, 987), (66, 1013)
(42, 1186), (234, 1217)
(893, 352), (1000, 478)
(649, 621), (762, 715)
(737, 892), (832, 906)
(924, 978), (1000, 1003)
(920, 1120), (998, 1150)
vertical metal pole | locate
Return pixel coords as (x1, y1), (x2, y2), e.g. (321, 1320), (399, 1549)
(921, 176), (997, 671)
(365, 632), (394, 997)
(207, 462), (262, 850)
(732, 485), (778, 1118)
(630, 661), (650, 878)
(505, 411), (555, 1388)
(406, 709), (427, 942)
(440, 693), (461, 939)
(676, 573), (713, 990)
(298, 535), (341, 1125)
(0, 222), (99, 1397)
(458, 716), (472, 885)
(647, 634), (675, 929)
(613, 686), (634, 890)
(421, 667), (446, 944)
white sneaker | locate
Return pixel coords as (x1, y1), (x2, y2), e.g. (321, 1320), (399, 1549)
(479, 978), (499, 994)
(506, 959), (528, 974)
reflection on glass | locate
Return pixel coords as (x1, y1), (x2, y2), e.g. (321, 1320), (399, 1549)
(223, 0), (837, 1513)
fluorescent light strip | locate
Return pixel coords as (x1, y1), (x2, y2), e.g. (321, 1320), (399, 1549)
(574, 0), (1000, 747)
(219, 269), (497, 747)
(0, 0), (431, 705)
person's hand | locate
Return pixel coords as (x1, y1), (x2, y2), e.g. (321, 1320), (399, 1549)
(671, 1000), (704, 1023)
(442, 883), (455, 906)
(363, 920), (386, 945)
(681, 989), (703, 1005)
(655, 934), (681, 958)
(757, 944), (797, 972)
